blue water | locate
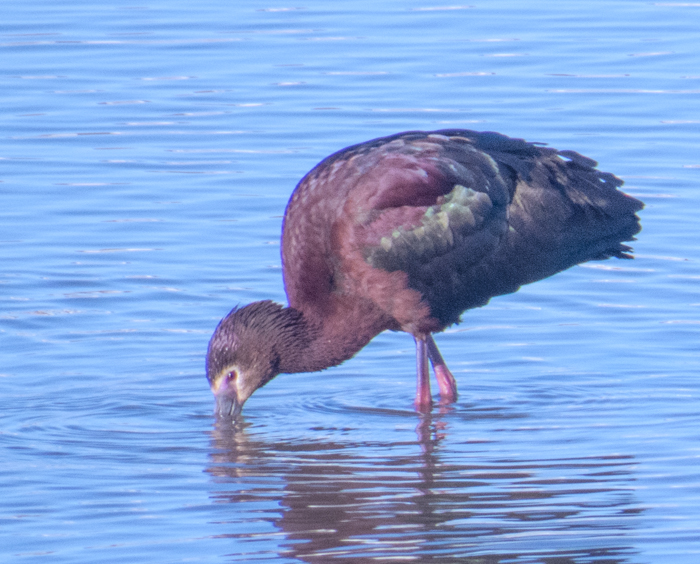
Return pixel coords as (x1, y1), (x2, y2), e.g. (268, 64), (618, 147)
(2, 0), (700, 562)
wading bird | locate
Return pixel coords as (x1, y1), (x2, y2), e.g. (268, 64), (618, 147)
(206, 129), (643, 417)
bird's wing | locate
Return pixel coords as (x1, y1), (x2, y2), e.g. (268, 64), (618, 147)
(340, 130), (642, 328)
(288, 129), (641, 332)
(362, 182), (507, 278)
(351, 133), (514, 267)
(337, 132), (517, 328)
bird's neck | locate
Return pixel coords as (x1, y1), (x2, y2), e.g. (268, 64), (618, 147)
(279, 297), (393, 374)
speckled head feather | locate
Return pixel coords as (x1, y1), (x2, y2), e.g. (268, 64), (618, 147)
(206, 300), (311, 388)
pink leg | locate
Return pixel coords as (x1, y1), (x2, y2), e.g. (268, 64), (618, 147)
(414, 336), (432, 412)
(427, 334), (458, 403)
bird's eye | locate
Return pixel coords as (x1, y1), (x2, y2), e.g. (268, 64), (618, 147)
(226, 370), (237, 382)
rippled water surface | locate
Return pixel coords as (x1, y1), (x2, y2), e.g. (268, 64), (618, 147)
(2, 0), (700, 562)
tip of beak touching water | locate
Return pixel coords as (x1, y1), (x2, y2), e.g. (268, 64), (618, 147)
(210, 370), (245, 419)
(215, 393), (243, 418)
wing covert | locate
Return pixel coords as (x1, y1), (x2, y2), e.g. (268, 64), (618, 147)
(363, 183), (505, 276)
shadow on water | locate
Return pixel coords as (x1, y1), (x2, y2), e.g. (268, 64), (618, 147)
(206, 411), (643, 563)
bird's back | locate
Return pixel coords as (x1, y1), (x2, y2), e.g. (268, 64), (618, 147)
(282, 130), (643, 333)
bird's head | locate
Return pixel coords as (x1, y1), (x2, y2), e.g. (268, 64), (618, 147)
(205, 300), (308, 418)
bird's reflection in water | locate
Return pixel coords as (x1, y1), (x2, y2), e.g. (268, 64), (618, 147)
(415, 404), (454, 451)
(207, 413), (641, 563)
